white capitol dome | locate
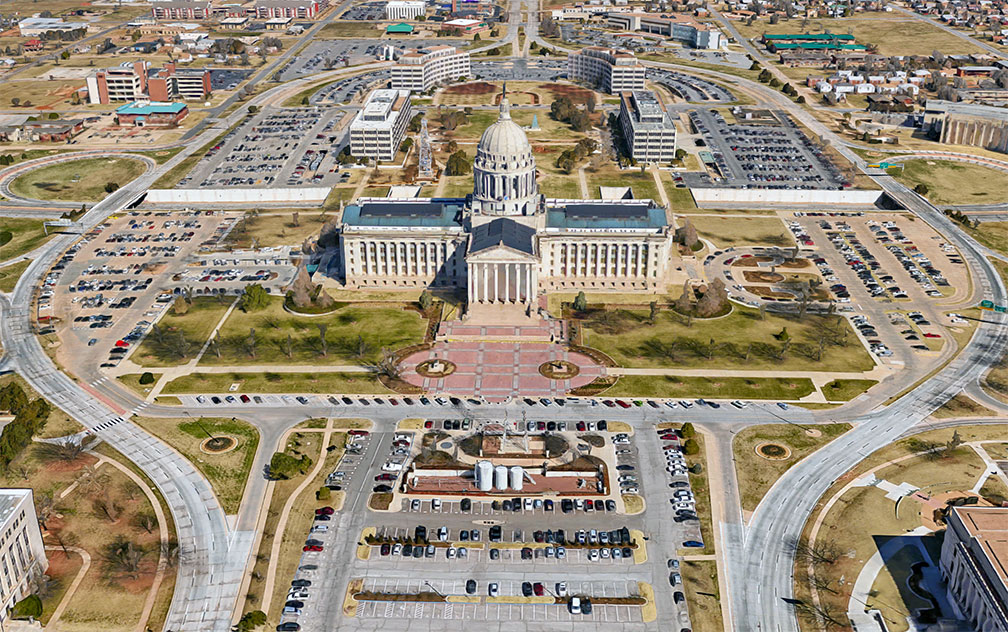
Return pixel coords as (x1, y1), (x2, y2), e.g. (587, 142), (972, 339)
(472, 93), (540, 217)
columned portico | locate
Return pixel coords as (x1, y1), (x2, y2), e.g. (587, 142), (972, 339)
(467, 260), (537, 305)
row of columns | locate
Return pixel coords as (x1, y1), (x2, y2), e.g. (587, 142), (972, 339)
(358, 239), (455, 278)
(467, 262), (535, 305)
(548, 242), (649, 278)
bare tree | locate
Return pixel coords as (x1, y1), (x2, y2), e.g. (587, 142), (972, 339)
(210, 334), (221, 359)
(371, 348), (402, 380)
(317, 323), (328, 357)
(791, 537), (842, 567)
(247, 328), (257, 359)
(151, 324), (164, 344)
(133, 511), (157, 534)
(793, 600), (848, 629)
(284, 333), (293, 359)
(93, 494), (122, 523)
(101, 537), (146, 581)
(37, 437), (85, 463)
(76, 464), (109, 497)
(35, 493), (55, 530)
(354, 334), (372, 360)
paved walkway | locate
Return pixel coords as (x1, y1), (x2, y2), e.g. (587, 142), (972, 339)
(43, 545), (91, 630)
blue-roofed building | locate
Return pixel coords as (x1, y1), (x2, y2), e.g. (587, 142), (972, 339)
(338, 89), (676, 301)
(114, 100), (189, 127)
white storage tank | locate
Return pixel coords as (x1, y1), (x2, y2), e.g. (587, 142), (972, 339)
(509, 466), (524, 491)
(494, 465), (509, 490)
(475, 460), (494, 492)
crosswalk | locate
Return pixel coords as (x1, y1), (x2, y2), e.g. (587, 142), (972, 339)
(89, 416), (125, 432)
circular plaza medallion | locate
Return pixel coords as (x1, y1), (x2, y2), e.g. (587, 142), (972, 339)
(539, 360), (580, 380)
(416, 359), (456, 378)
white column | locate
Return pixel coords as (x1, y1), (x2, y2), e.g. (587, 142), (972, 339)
(468, 264), (474, 304)
(482, 264), (488, 304)
(636, 244), (643, 278)
(493, 264), (499, 303)
(526, 264), (533, 303)
(505, 264), (511, 303)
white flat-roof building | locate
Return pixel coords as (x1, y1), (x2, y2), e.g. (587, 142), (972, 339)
(567, 47), (645, 94)
(386, 0), (426, 20)
(350, 89), (413, 161)
(941, 506), (1008, 632)
(0, 489), (48, 626)
(18, 17), (88, 36)
(605, 12), (723, 49)
(618, 90), (677, 164)
(391, 45), (471, 92)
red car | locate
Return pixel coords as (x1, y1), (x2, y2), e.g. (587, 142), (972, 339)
(348, 430), (369, 436)
(616, 400), (631, 409)
(389, 398), (399, 406)
(660, 433), (677, 441)
(533, 582), (544, 596)
(424, 420), (433, 429)
(375, 473), (397, 481)
(576, 421), (586, 432)
(303, 544), (323, 552)
(923, 333), (941, 338)
(315, 506), (334, 516)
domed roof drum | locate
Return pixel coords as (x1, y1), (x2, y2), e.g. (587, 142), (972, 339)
(472, 87), (540, 217)
(475, 98), (534, 170)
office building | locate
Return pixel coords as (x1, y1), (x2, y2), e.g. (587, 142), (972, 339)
(605, 12), (723, 49)
(150, 0), (213, 21)
(567, 47), (645, 94)
(350, 89), (413, 161)
(254, 0), (322, 19)
(392, 45), (471, 92)
(385, 0), (425, 19)
(940, 506), (1008, 632)
(0, 489), (48, 627)
(618, 90), (677, 164)
(86, 62), (148, 104)
(115, 101), (190, 127)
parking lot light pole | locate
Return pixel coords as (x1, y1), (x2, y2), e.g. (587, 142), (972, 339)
(423, 581), (444, 597)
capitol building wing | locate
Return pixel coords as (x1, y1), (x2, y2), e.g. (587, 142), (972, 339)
(337, 93), (677, 306)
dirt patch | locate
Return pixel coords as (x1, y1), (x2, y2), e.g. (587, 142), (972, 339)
(755, 442), (792, 460)
(542, 83), (594, 102)
(494, 91), (538, 105)
(443, 81), (496, 95)
(745, 286), (796, 299)
(742, 270), (785, 283)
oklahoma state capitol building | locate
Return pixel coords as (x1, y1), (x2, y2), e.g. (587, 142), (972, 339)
(337, 93), (678, 305)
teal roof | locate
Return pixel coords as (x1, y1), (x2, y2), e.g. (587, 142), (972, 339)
(386, 22), (414, 33)
(546, 202), (667, 230)
(763, 32), (856, 40)
(343, 200), (462, 227)
(772, 41), (866, 50)
(116, 101), (187, 115)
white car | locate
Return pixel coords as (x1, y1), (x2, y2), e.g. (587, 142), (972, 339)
(556, 582), (568, 597)
(446, 547), (456, 559)
(569, 596), (581, 614)
(488, 582), (499, 597)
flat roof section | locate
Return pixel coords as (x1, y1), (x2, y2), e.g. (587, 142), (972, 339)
(546, 201), (667, 229)
(343, 200), (463, 227)
(954, 506), (1008, 589)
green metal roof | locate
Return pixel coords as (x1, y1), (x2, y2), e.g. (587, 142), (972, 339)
(386, 22), (414, 33)
(763, 32), (856, 40)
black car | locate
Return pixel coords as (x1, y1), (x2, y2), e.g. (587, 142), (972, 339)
(605, 500), (616, 512)
(460, 498), (471, 512)
(622, 547), (632, 558)
(581, 598), (593, 615)
(315, 514), (331, 521)
(489, 548), (500, 560)
(521, 547), (533, 560)
(373, 484), (392, 493)
(491, 500), (501, 511)
(598, 420), (608, 431)
(489, 525), (501, 542)
(544, 499), (554, 511)
(402, 544), (413, 557)
(415, 526), (427, 541)
(522, 581), (533, 597)
(276, 624), (300, 631)
(413, 546), (424, 558)
(285, 600), (304, 608)
(561, 499), (573, 513)
(291, 579), (311, 588)
(616, 465), (634, 471)
(502, 500), (512, 511)
(674, 591), (685, 603)
(594, 500), (604, 511)
(466, 579), (477, 595)
(380, 544), (390, 556)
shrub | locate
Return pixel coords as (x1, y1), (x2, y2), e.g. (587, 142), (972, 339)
(680, 422), (695, 438)
(683, 438), (699, 455)
(0, 230), (11, 246)
(269, 451), (312, 479)
(139, 372), (155, 385)
(11, 594), (42, 619)
(316, 486), (331, 501)
(104, 181), (119, 193)
(239, 283), (269, 312)
(914, 183), (929, 195)
(237, 610), (266, 631)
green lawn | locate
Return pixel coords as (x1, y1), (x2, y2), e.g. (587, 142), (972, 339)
(822, 378), (878, 401)
(9, 157), (147, 202)
(586, 167), (660, 201)
(0, 258), (31, 292)
(968, 221), (1008, 257)
(688, 215), (793, 248)
(161, 371), (392, 394)
(225, 212), (332, 248)
(605, 375), (815, 400)
(0, 218), (51, 261)
(680, 561), (723, 632)
(132, 416), (259, 514)
(732, 423), (852, 512)
(540, 174), (583, 198)
(890, 160), (1008, 206)
(664, 184), (697, 210)
(319, 21), (383, 38)
(581, 306), (874, 372)
(132, 297), (232, 367)
(201, 296), (426, 366)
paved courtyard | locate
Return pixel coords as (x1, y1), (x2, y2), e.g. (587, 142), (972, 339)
(401, 320), (604, 401)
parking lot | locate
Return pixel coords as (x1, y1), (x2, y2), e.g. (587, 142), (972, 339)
(340, 1), (385, 21)
(181, 107), (351, 188)
(472, 59), (565, 83)
(278, 419), (701, 631)
(686, 108), (845, 189)
(648, 69), (733, 102)
(311, 69), (391, 105)
(41, 211), (244, 374)
(209, 68), (253, 92)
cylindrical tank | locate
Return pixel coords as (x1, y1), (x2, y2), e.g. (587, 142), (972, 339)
(509, 466), (524, 491)
(475, 460), (493, 492)
(494, 465), (509, 490)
